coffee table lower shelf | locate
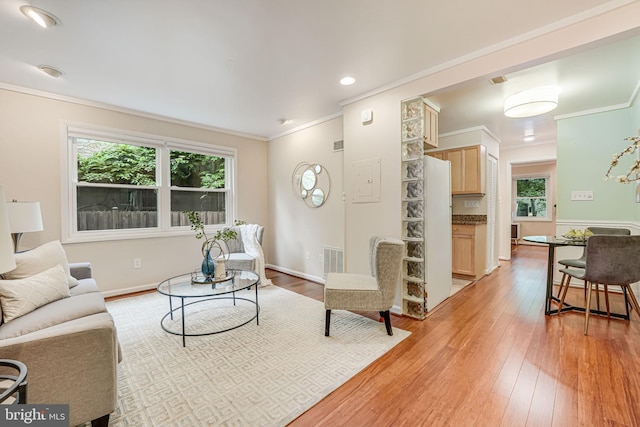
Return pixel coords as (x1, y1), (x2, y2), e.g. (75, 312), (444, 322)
(160, 295), (259, 347)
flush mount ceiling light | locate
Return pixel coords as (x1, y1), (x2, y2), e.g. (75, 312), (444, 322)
(340, 76), (355, 86)
(20, 5), (61, 28)
(504, 86), (559, 118)
(37, 65), (63, 78)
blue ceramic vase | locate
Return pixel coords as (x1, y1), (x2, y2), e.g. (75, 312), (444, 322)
(201, 248), (216, 280)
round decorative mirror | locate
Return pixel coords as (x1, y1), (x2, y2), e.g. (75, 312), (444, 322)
(301, 169), (316, 191)
(311, 188), (325, 207)
(291, 161), (331, 208)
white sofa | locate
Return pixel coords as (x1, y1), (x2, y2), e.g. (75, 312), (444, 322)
(0, 242), (120, 427)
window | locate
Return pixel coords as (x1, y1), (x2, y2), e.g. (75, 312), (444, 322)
(513, 175), (549, 220)
(63, 124), (235, 242)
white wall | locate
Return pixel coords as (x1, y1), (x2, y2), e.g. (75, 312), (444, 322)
(0, 88), (268, 295)
(341, 3), (640, 276)
(267, 117), (344, 282)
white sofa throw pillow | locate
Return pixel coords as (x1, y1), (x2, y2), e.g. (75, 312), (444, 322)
(5, 240), (79, 288)
(0, 263), (71, 322)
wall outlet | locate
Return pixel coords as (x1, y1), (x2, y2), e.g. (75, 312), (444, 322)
(305, 251), (310, 260)
(571, 190), (594, 201)
(464, 200), (480, 208)
(133, 258), (142, 269)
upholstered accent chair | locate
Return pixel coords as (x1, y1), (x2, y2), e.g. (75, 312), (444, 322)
(558, 235), (640, 335)
(324, 236), (405, 336)
(557, 227), (631, 303)
(224, 225), (265, 272)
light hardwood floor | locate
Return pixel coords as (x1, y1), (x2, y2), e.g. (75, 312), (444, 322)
(271, 244), (640, 427)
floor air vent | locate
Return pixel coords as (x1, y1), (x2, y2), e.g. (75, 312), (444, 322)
(323, 246), (344, 278)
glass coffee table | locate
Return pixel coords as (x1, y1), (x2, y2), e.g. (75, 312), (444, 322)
(157, 270), (260, 347)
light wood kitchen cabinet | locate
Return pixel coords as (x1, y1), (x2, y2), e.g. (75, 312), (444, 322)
(423, 103), (439, 150)
(452, 223), (486, 279)
(427, 144), (486, 195)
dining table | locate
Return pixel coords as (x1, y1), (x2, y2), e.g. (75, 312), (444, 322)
(523, 235), (632, 319)
(523, 235), (586, 315)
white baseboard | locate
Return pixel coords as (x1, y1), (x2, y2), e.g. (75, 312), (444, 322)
(103, 282), (157, 298)
(265, 263), (325, 284)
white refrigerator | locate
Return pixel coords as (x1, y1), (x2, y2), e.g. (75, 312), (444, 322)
(424, 155), (452, 311)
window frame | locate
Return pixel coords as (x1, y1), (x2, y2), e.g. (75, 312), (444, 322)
(62, 122), (237, 243)
(512, 173), (551, 222)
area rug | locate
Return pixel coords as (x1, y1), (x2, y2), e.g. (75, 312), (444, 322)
(105, 285), (410, 426)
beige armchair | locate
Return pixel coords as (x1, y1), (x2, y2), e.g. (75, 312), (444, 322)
(324, 236), (405, 336)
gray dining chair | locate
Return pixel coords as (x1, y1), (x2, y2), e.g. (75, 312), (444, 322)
(557, 227), (631, 304)
(558, 235), (640, 335)
(324, 236), (404, 336)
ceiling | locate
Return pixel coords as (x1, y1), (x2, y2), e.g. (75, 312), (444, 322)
(0, 0), (639, 142)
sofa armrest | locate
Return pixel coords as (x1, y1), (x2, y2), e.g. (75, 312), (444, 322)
(69, 262), (92, 280)
(0, 312), (119, 426)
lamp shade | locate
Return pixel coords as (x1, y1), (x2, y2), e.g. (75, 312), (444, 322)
(504, 86), (559, 118)
(6, 201), (43, 233)
(0, 186), (16, 274)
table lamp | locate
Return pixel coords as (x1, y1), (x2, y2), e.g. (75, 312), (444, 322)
(6, 200), (43, 252)
(0, 186), (17, 275)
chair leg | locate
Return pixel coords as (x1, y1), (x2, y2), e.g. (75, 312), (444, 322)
(325, 310), (331, 336)
(92, 414), (110, 427)
(558, 273), (571, 311)
(557, 273), (567, 300)
(595, 283), (601, 311)
(604, 284), (611, 318)
(625, 285), (640, 315)
(381, 310), (393, 336)
(585, 282), (593, 335)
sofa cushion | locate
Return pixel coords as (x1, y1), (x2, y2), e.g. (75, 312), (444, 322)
(69, 278), (100, 296)
(0, 264), (71, 322)
(0, 291), (107, 340)
(225, 253), (256, 271)
(6, 240), (79, 288)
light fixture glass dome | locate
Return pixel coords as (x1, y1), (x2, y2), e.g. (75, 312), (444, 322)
(504, 86), (559, 118)
(20, 6), (61, 28)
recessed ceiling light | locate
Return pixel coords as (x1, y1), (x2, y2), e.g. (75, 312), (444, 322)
(340, 76), (355, 86)
(20, 6), (61, 28)
(37, 65), (63, 78)
(523, 134), (535, 142)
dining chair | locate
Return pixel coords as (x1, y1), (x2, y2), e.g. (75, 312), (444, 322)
(324, 236), (404, 336)
(556, 227), (631, 303)
(558, 235), (640, 335)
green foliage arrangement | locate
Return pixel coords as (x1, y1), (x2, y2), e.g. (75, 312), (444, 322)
(184, 211), (244, 256)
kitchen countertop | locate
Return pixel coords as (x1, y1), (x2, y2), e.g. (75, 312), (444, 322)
(452, 214), (487, 225)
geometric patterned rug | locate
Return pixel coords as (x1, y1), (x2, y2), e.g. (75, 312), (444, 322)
(104, 285), (410, 426)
